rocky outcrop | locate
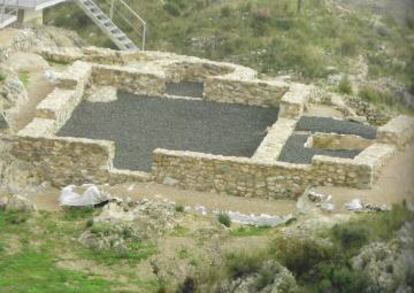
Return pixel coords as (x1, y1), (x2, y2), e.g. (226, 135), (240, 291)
(352, 220), (414, 292)
(217, 260), (298, 293)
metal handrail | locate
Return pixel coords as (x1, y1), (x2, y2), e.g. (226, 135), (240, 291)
(96, 0), (146, 50)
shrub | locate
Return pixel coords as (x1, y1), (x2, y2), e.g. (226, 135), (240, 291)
(0, 72), (6, 82)
(225, 251), (265, 278)
(163, 2), (181, 16)
(339, 34), (359, 57)
(331, 224), (369, 252)
(175, 205), (185, 213)
(359, 85), (394, 106)
(220, 6), (231, 18)
(217, 212), (231, 227)
(272, 236), (334, 277)
(313, 262), (370, 292)
(338, 75), (353, 95)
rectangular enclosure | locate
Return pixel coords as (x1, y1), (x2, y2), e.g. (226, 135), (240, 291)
(58, 92), (279, 171)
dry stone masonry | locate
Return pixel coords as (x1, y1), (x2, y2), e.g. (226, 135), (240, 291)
(0, 46), (412, 198)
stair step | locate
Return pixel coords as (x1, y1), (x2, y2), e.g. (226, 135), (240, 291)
(75, 0), (140, 51)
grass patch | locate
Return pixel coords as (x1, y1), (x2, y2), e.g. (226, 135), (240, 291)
(62, 207), (97, 221)
(82, 241), (157, 265)
(0, 72), (6, 82)
(18, 71), (30, 87)
(230, 225), (271, 237)
(0, 249), (113, 292)
(170, 225), (189, 236)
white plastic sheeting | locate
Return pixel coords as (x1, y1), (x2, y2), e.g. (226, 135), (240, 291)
(59, 184), (112, 207)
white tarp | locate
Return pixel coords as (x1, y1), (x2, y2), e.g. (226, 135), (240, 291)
(59, 184), (112, 207)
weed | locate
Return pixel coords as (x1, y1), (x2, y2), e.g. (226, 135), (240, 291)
(18, 71), (30, 87)
(175, 205), (185, 213)
(338, 75), (353, 95)
(217, 212), (231, 227)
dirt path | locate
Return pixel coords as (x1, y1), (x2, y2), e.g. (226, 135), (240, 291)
(31, 142), (414, 215)
(4, 52), (55, 130)
(315, 141), (414, 210)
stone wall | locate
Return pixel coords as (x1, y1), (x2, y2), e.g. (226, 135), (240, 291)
(204, 77), (289, 107)
(0, 134), (151, 190)
(151, 146), (387, 199)
(90, 65), (166, 97)
(307, 133), (373, 151)
(0, 135), (114, 187)
(377, 115), (414, 148)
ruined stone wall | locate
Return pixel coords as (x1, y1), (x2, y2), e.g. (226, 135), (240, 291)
(204, 77), (288, 107)
(151, 148), (380, 199)
(0, 135), (114, 187)
(90, 65), (166, 97)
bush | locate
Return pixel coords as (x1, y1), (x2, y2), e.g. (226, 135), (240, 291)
(175, 205), (184, 213)
(338, 75), (353, 95)
(217, 212), (231, 227)
(313, 262), (370, 292)
(220, 6), (231, 18)
(0, 72), (6, 82)
(272, 236), (334, 277)
(163, 2), (181, 16)
(331, 224), (369, 252)
(225, 251), (265, 279)
(359, 85), (394, 106)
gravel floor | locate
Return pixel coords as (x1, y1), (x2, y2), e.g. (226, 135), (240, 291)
(166, 81), (204, 97)
(296, 116), (377, 139)
(58, 92), (278, 171)
(278, 134), (362, 164)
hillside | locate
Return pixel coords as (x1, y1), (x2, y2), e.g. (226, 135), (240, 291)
(44, 0), (414, 108)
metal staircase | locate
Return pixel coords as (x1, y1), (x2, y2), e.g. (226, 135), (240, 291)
(0, 0), (18, 29)
(0, 0), (146, 51)
(75, 0), (145, 51)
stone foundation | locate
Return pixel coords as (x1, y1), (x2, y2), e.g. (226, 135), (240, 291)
(1, 46), (411, 198)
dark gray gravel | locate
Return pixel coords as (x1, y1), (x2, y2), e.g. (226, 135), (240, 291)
(58, 92), (278, 171)
(296, 116), (377, 139)
(166, 81), (204, 98)
(278, 134), (362, 164)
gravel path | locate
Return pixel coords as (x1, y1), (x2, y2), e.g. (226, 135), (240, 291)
(58, 92), (278, 171)
(278, 134), (361, 164)
(296, 116), (377, 139)
(166, 81), (204, 97)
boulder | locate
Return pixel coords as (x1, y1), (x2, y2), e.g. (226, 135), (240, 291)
(5, 194), (36, 212)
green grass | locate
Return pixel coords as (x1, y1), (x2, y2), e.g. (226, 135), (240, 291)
(18, 71), (30, 87)
(0, 249), (113, 293)
(230, 225), (271, 237)
(0, 209), (160, 292)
